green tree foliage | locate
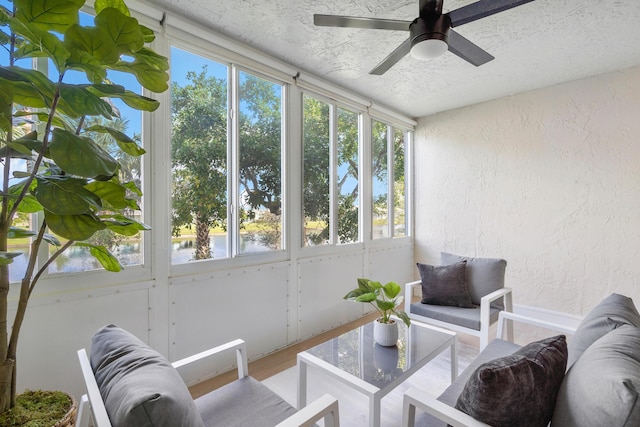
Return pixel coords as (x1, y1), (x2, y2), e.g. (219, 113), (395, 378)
(170, 67), (227, 260)
(0, 0), (168, 411)
(171, 69), (284, 258)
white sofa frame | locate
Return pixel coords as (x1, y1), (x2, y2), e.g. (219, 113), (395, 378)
(405, 280), (514, 350)
(76, 338), (340, 427)
(401, 311), (580, 427)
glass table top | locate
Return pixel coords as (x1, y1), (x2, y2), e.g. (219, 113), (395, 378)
(303, 320), (454, 389)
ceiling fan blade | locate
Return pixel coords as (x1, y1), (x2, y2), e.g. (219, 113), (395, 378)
(369, 38), (412, 75)
(447, 29), (494, 66)
(448, 0), (537, 27)
(314, 14), (411, 31)
(419, 0), (442, 15)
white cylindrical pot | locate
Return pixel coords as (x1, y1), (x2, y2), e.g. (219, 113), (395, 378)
(373, 318), (398, 346)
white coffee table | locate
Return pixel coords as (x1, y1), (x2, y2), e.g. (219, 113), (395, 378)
(296, 319), (457, 427)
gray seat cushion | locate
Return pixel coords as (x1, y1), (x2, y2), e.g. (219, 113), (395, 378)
(552, 324), (640, 427)
(567, 292), (640, 367)
(90, 324), (205, 427)
(414, 339), (521, 427)
(410, 302), (501, 331)
(195, 376), (297, 427)
(440, 252), (507, 309)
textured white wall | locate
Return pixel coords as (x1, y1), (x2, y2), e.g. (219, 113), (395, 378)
(414, 66), (640, 316)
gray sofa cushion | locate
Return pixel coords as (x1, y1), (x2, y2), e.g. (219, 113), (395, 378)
(455, 335), (567, 427)
(440, 252), (507, 309)
(409, 302), (501, 331)
(196, 376), (297, 427)
(90, 324), (205, 427)
(552, 324), (640, 427)
(567, 293), (640, 367)
(414, 339), (521, 427)
(417, 261), (475, 308)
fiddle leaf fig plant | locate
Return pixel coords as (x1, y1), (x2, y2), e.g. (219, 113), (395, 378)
(0, 0), (168, 412)
(344, 278), (411, 327)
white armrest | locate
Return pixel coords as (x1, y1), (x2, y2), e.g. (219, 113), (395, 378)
(402, 387), (490, 427)
(405, 280), (422, 312)
(172, 338), (248, 379)
(275, 394), (340, 427)
(77, 349), (113, 427)
(497, 311), (578, 340)
(480, 287), (512, 305)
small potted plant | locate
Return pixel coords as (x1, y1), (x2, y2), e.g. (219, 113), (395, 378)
(344, 278), (411, 346)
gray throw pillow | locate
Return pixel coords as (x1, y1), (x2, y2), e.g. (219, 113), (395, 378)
(567, 293), (640, 368)
(552, 324), (640, 427)
(417, 261), (475, 308)
(440, 252), (507, 309)
(455, 335), (568, 427)
(90, 324), (205, 427)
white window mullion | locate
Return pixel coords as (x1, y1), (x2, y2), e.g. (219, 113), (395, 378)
(387, 124), (394, 238)
(329, 104), (338, 244)
(229, 66), (240, 257)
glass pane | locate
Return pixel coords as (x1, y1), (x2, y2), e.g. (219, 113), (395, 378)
(371, 120), (389, 239)
(170, 47), (229, 263)
(238, 71), (283, 253)
(337, 108), (359, 244)
(302, 95), (330, 246)
(393, 128), (407, 237)
(45, 11), (145, 273)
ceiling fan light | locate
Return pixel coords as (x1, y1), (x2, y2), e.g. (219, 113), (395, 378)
(411, 39), (448, 60)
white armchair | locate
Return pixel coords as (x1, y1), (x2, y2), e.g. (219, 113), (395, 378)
(407, 253), (513, 350)
(76, 325), (339, 427)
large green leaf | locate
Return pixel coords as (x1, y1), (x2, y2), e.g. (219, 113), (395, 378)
(0, 252), (23, 266)
(35, 176), (101, 215)
(95, 7), (144, 54)
(0, 131), (40, 159)
(382, 281), (401, 299)
(0, 67), (54, 109)
(84, 124), (145, 156)
(64, 51), (108, 84)
(0, 87), (11, 131)
(44, 210), (105, 241)
(111, 60), (169, 93)
(49, 128), (119, 178)
(64, 24), (120, 66)
(86, 84), (161, 115)
(9, 15), (70, 71)
(76, 242), (121, 272)
(84, 180), (129, 209)
(104, 218), (147, 236)
(95, 0), (131, 17)
(7, 227), (37, 239)
(14, 0), (83, 33)
(58, 84), (113, 119)
(7, 179), (43, 213)
(132, 47), (169, 71)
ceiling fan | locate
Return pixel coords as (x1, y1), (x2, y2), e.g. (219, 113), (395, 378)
(314, 0), (538, 75)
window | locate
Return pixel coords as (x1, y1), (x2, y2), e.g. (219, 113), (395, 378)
(302, 95), (330, 246)
(170, 47), (284, 264)
(4, 9), (147, 278)
(237, 71), (283, 253)
(302, 94), (362, 247)
(371, 120), (409, 239)
(371, 119), (389, 239)
(170, 47), (229, 263)
(336, 108), (359, 244)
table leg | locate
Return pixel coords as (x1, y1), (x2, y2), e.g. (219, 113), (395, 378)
(370, 394), (381, 427)
(450, 338), (458, 383)
(297, 359), (308, 409)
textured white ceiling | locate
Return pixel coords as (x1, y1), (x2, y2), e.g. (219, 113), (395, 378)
(145, 0), (640, 119)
